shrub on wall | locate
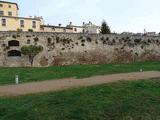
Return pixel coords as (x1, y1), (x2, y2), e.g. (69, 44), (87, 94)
(135, 52), (139, 56)
(122, 37), (125, 40)
(81, 43), (85, 46)
(134, 39), (141, 43)
(103, 40), (107, 44)
(126, 36), (130, 39)
(141, 45), (144, 49)
(124, 39), (127, 43)
(81, 39), (85, 43)
(27, 39), (31, 44)
(56, 37), (60, 43)
(17, 29), (22, 32)
(62, 38), (70, 44)
(34, 37), (39, 43)
(79, 36), (83, 40)
(87, 37), (92, 42)
(67, 40), (70, 44)
(47, 38), (52, 45)
(112, 39), (116, 43)
(101, 37), (104, 40)
(148, 39), (151, 43)
(156, 40), (159, 43)
(106, 37), (109, 41)
(17, 34), (20, 37)
(12, 35), (16, 39)
(2, 44), (6, 47)
(28, 29), (33, 32)
(26, 35), (31, 38)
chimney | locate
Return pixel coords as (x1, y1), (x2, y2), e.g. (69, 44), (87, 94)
(89, 21), (92, 25)
(58, 24), (62, 27)
(83, 22), (85, 26)
(69, 22), (72, 26)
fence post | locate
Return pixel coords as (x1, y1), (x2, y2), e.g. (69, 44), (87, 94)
(15, 75), (19, 84)
(140, 68), (143, 72)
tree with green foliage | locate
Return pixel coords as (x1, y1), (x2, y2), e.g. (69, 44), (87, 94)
(21, 45), (43, 66)
(101, 20), (111, 34)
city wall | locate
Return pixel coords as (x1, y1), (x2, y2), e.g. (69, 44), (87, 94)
(0, 32), (159, 67)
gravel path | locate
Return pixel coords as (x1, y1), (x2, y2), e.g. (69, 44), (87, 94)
(0, 71), (160, 97)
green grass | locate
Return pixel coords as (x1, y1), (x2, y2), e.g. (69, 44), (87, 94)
(0, 61), (160, 85)
(1, 79), (160, 120)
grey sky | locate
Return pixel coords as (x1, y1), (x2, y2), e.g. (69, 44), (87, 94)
(7, 0), (160, 33)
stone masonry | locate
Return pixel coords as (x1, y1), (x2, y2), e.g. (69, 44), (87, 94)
(0, 31), (159, 67)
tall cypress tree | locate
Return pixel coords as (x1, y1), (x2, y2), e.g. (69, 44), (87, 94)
(101, 20), (111, 34)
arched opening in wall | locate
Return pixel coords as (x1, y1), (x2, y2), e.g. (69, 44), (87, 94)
(8, 50), (21, 57)
(8, 40), (19, 46)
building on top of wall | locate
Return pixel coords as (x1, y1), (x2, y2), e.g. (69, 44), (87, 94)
(83, 21), (101, 34)
(145, 32), (157, 36)
(40, 24), (73, 33)
(121, 32), (135, 35)
(41, 22), (100, 34)
(66, 22), (85, 33)
(66, 22), (101, 34)
(0, 1), (43, 32)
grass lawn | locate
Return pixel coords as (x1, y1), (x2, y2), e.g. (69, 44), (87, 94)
(0, 61), (160, 85)
(1, 79), (160, 120)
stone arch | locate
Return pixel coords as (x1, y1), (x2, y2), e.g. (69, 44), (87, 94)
(8, 40), (19, 46)
(8, 50), (21, 57)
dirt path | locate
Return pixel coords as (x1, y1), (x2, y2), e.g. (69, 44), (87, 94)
(0, 71), (160, 97)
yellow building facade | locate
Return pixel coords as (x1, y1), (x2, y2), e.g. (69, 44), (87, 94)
(0, 1), (42, 32)
(0, 1), (18, 17)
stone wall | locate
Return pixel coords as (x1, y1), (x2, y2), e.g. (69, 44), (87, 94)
(0, 31), (160, 67)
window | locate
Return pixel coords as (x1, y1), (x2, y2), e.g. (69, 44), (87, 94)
(2, 18), (6, 26)
(74, 28), (77, 32)
(20, 20), (24, 27)
(8, 12), (12, 16)
(0, 4), (3, 7)
(0, 11), (4, 16)
(32, 21), (36, 28)
(8, 50), (21, 57)
(8, 40), (19, 46)
(8, 5), (11, 8)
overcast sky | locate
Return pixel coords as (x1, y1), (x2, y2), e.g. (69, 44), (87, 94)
(7, 0), (160, 33)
